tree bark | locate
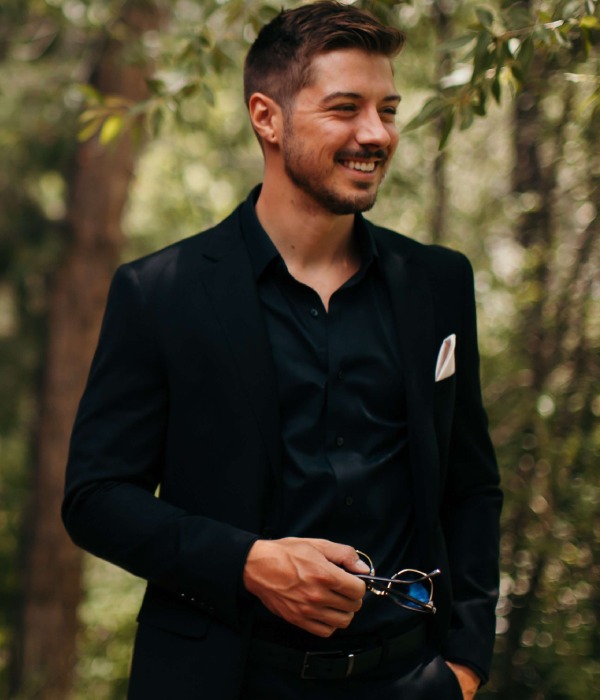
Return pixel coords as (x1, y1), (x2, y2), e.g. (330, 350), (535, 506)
(11, 3), (163, 698)
(429, 0), (452, 245)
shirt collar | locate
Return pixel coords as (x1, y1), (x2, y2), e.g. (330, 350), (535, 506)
(240, 184), (379, 282)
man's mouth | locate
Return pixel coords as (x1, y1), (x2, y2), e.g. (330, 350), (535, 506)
(337, 150), (387, 174)
(339, 160), (377, 173)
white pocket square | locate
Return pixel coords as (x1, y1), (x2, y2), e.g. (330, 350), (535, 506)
(435, 334), (456, 382)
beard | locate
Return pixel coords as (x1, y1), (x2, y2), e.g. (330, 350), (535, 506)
(281, 123), (388, 216)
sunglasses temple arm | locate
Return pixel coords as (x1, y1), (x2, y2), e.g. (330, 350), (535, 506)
(355, 569), (441, 586)
(386, 588), (437, 613)
(355, 574), (401, 585)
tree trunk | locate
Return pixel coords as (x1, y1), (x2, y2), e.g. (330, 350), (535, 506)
(11, 3), (163, 698)
(430, 0), (452, 245)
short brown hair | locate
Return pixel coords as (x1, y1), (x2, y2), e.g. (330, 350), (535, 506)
(243, 1), (405, 110)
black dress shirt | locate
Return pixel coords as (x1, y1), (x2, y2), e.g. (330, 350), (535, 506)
(241, 190), (420, 646)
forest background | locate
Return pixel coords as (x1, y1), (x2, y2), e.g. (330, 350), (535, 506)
(0, 0), (598, 698)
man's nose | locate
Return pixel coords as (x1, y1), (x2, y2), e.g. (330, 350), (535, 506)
(355, 108), (393, 148)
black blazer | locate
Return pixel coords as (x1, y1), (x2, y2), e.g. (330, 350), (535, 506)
(63, 198), (502, 694)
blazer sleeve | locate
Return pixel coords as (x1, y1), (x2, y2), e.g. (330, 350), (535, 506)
(62, 264), (258, 629)
(440, 255), (503, 682)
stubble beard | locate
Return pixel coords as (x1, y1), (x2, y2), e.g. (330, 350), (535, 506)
(281, 125), (386, 216)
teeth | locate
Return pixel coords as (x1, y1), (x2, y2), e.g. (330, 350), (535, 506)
(344, 160), (376, 172)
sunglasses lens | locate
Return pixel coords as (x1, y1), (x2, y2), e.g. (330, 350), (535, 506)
(389, 570), (433, 611)
(404, 581), (431, 608)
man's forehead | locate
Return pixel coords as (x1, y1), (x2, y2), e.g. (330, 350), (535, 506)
(309, 49), (394, 77)
(302, 49), (398, 98)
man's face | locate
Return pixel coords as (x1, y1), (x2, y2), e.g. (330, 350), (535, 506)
(280, 49), (400, 215)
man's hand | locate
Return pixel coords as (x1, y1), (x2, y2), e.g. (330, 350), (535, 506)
(243, 537), (369, 637)
(445, 662), (480, 700)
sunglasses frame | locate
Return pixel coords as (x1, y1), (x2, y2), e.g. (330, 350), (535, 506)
(354, 550), (440, 614)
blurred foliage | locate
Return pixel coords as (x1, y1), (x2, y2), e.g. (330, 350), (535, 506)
(0, 0), (598, 698)
(405, 0), (600, 147)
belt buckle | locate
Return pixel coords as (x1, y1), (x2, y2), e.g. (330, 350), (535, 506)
(301, 649), (356, 679)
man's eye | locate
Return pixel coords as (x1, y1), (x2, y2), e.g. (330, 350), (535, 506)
(332, 104), (357, 112)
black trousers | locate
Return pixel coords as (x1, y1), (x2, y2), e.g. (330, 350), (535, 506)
(129, 622), (464, 699)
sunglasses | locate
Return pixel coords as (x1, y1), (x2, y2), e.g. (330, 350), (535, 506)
(354, 550), (441, 614)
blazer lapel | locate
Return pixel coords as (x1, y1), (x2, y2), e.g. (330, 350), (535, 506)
(199, 217), (281, 475)
(375, 230), (439, 562)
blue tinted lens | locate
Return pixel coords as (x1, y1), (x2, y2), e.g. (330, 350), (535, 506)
(407, 582), (430, 604)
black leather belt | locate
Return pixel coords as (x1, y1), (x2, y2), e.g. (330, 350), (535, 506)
(248, 623), (426, 680)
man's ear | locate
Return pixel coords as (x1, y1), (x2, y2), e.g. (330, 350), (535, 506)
(248, 92), (283, 146)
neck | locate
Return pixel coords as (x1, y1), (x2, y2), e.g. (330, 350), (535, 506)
(255, 174), (356, 269)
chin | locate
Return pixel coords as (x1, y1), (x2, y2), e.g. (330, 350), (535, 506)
(327, 189), (378, 215)
(285, 163), (380, 215)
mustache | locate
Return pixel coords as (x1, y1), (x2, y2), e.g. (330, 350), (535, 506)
(336, 149), (388, 162)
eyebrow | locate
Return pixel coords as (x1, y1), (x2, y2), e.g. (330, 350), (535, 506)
(321, 91), (402, 104)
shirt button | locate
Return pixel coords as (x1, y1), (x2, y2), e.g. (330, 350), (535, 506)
(310, 308), (319, 318)
(345, 496), (354, 507)
(336, 436), (344, 447)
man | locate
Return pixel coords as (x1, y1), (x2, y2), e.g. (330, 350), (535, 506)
(63, 2), (502, 698)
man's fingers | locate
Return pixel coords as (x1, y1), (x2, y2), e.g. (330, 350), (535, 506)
(308, 538), (371, 574)
(243, 537), (368, 635)
(304, 539), (368, 600)
(292, 604), (357, 636)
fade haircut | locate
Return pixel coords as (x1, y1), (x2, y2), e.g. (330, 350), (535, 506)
(243, 0), (405, 113)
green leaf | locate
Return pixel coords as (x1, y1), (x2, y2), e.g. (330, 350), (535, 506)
(146, 78), (166, 95)
(511, 64), (525, 84)
(179, 81), (200, 99)
(99, 115), (124, 145)
(495, 40), (505, 70)
(438, 34), (477, 52)
(475, 7), (494, 29)
(491, 73), (502, 103)
(517, 35), (534, 74)
(79, 108), (106, 124)
(75, 83), (102, 105)
(472, 30), (492, 84)
(472, 87), (487, 115)
(459, 104), (474, 130)
(438, 108), (455, 150)
(197, 28), (214, 50)
(552, 27), (570, 47)
(149, 104), (165, 136)
(210, 46), (235, 73)
(505, 4), (532, 31)
(580, 28), (592, 60)
(402, 97), (446, 132)
(201, 83), (215, 107)
(104, 95), (130, 109)
(77, 117), (103, 142)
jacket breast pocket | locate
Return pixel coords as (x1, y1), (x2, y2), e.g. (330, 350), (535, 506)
(434, 374), (456, 467)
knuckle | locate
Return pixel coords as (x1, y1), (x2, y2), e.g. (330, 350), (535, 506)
(306, 589), (325, 605)
(298, 602), (313, 617)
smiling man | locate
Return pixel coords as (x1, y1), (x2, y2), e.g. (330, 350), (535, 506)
(63, 2), (502, 699)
